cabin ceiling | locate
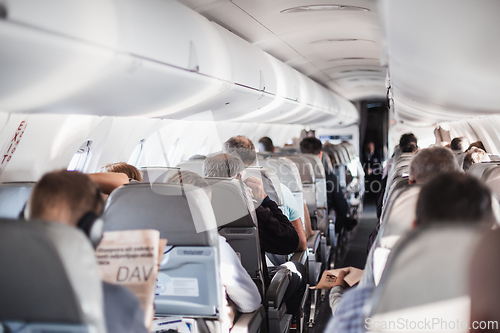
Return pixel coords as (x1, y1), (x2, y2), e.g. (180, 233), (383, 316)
(177, 0), (387, 102)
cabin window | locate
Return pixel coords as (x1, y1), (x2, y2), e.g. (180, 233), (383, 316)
(67, 140), (92, 172)
(128, 139), (146, 167)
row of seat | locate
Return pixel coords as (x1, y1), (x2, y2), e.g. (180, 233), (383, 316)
(361, 154), (499, 333)
(0, 147), (361, 333)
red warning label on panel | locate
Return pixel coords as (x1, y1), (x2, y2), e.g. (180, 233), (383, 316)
(0, 120), (28, 174)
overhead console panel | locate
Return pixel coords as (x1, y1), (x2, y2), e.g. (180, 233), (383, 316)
(380, 0), (500, 125)
(0, 0), (358, 127)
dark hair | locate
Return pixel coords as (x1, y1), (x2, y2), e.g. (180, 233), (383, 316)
(401, 142), (418, 153)
(101, 162), (142, 182)
(300, 137), (322, 155)
(450, 137), (466, 151)
(416, 172), (493, 226)
(223, 136), (257, 165)
(399, 133), (418, 148)
(30, 170), (103, 226)
(258, 137), (274, 152)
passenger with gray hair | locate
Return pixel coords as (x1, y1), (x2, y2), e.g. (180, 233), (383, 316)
(203, 152), (306, 320)
(203, 153), (245, 178)
(409, 146), (460, 184)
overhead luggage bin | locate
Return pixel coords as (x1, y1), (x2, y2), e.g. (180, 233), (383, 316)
(0, 0), (358, 126)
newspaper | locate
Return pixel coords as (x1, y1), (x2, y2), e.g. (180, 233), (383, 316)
(95, 230), (166, 328)
(310, 267), (364, 289)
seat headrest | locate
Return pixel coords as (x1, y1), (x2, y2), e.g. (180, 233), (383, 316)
(0, 182), (35, 219)
(259, 157), (303, 192)
(204, 178), (257, 228)
(140, 167), (179, 183)
(43, 222), (106, 332)
(176, 160), (205, 176)
(285, 155), (315, 184)
(300, 154), (326, 179)
(0, 220), (81, 323)
(104, 183), (218, 246)
(246, 166), (284, 206)
(0, 220), (106, 332)
(372, 224), (481, 316)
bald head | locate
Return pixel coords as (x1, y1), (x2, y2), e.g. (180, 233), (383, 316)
(469, 230), (500, 332)
(409, 146), (459, 184)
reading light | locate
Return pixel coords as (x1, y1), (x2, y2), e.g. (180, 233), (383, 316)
(281, 5), (369, 13)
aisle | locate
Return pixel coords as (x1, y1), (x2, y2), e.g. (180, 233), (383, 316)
(311, 202), (379, 332)
(341, 203), (378, 269)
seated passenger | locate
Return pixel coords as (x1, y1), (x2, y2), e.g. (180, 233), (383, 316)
(368, 145), (459, 253)
(100, 162), (143, 182)
(451, 137), (469, 153)
(299, 137), (356, 232)
(29, 170), (147, 333)
(463, 147), (490, 172)
(203, 153), (306, 319)
(469, 230), (500, 333)
(166, 170), (261, 333)
(329, 172), (495, 333)
(223, 135), (307, 251)
(257, 136), (275, 153)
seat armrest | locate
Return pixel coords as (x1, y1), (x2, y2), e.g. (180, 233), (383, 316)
(265, 268), (291, 309)
(307, 230), (321, 253)
(231, 306), (265, 333)
(291, 249), (307, 265)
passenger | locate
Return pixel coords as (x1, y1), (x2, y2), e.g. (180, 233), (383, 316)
(408, 146), (460, 184)
(369, 146), (460, 251)
(29, 170), (147, 333)
(381, 132), (418, 179)
(257, 136), (275, 153)
(469, 230), (500, 333)
(463, 147), (491, 172)
(165, 170), (261, 333)
(223, 135), (307, 251)
(299, 137), (356, 232)
(203, 153), (306, 319)
(100, 162), (143, 182)
(329, 172), (495, 333)
(467, 141), (487, 153)
(451, 137), (469, 153)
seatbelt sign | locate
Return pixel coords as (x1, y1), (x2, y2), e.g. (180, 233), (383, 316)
(0, 120), (27, 175)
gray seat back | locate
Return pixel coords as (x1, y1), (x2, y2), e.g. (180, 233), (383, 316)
(176, 159), (206, 176)
(259, 157), (303, 193)
(103, 183), (222, 317)
(300, 154), (327, 209)
(140, 166), (179, 183)
(205, 178), (262, 282)
(369, 225), (481, 331)
(0, 220), (105, 333)
(246, 166), (284, 207)
(285, 155), (317, 214)
(0, 182), (35, 218)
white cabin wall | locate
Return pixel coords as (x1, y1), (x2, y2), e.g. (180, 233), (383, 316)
(0, 114), (103, 182)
